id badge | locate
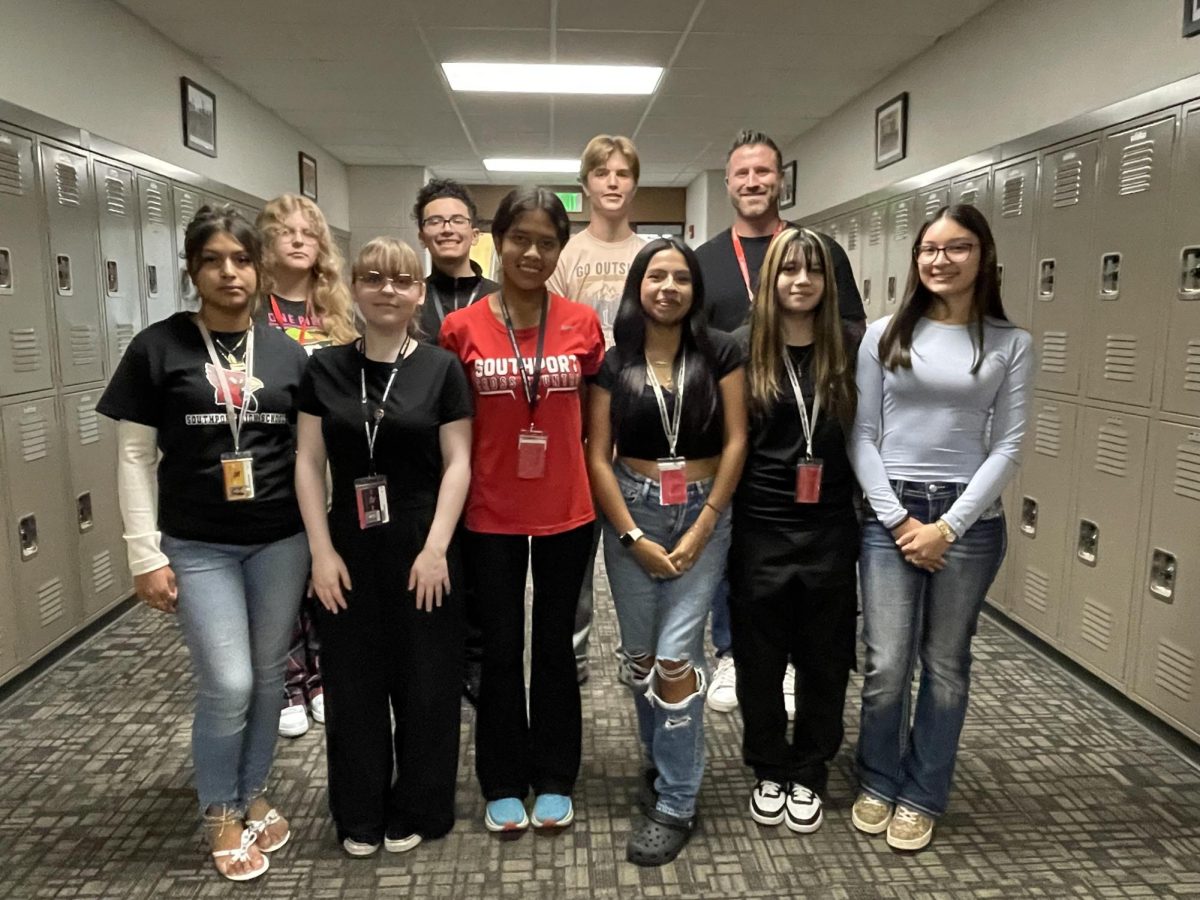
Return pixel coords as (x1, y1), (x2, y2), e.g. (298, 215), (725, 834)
(354, 475), (390, 529)
(220, 451), (255, 501)
(517, 427), (548, 480)
(795, 458), (823, 504)
(658, 457), (688, 506)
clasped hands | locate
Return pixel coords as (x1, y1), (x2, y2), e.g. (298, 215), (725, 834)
(631, 516), (715, 580)
(891, 517), (949, 572)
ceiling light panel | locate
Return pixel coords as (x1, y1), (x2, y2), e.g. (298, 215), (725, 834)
(443, 63), (662, 95)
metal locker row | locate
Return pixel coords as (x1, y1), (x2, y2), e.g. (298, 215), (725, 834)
(95, 159), (143, 377)
(859, 203), (886, 322)
(1161, 103), (1200, 420)
(137, 173), (180, 326)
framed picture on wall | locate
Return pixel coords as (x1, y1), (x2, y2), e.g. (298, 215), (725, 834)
(779, 160), (797, 210)
(180, 77), (217, 157)
(299, 152), (318, 201)
(875, 92), (908, 169)
(1185, 0), (1200, 37)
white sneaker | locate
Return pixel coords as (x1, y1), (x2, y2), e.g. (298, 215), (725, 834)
(384, 833), (422, 853)
(342, 837), (379, 857)
(782, 664), (796, 722)
(707, 655), (738, 712)
(784, 783), (823, 833)
(278, 703), (309, 738)
(749, 779), (786, 825)
(310, 693), (325, 725)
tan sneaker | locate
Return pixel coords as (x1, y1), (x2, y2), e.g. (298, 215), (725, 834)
(886, 804), (934, 851)
(851, 793), (893, 834)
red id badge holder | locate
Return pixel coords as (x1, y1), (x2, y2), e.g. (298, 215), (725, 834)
(658, 457), (688, 506)
(220, 451), (255, 501)
(517, 426), (548, 479)
(795, 457), (823, 504)
(354, 475), (390, 529)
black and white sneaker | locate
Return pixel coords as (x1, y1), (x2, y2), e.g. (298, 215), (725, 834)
(749, 779), (787, 826)
(784, 783), (823, 833)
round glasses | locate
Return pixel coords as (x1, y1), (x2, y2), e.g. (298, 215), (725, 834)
(914, 242), (978, 264)
(421, 214), (472, 230)
(357, 271), (417, 291)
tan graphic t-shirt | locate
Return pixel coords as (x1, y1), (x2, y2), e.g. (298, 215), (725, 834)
(548, 229), (648, 346)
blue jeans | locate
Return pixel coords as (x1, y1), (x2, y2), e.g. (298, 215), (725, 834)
(602, 462), (731, 819)
(163, 531), (310, 813)
(855, 481), (1005, 818)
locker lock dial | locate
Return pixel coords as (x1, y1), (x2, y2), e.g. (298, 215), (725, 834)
(18, 514), (39, 561)
(1020, 497), (1038, 537)
(1076, 519), (1099, 566)
(1149, 549), (1177, 602)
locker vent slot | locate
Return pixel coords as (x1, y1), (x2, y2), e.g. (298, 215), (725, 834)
(1040, 331), (1067, 374)
(104, 174), (128, 216)
(1034, 408), (1063, 457)
(868, 212), (883, 246)
(1184, 341), (1200, 393)
(144, 183), (167, 224)
(1001, 174), (1025, 217)
(1154, 639), (1194, 703)
(0, 144), (24, 195)
(847, 220), (859, 251)
(177, 192), (198, 226)
(892, 204), (910, 242)
(1079, 599), (1113, 651)
(55, 161), (80, 207)
(19, 412), (49, 462)
(91, 551), (115, 596)
(1022, 568), (1049, 613)
(77, 398), (101, 445)
(923, 194), (942, 219)
(1052, 158), (1083, 208)
(71, 324), (99, 366)
(1102, 335), (1137, 383)
(960, 187), (978, 206)
(1173, 442), (1200, 502)
(1094, 423), (1130, 478)
(10, 328), (42, 373)
(38, 578), (65, 628)
(115, 322), (135, 357)
(1117, 140), (1154, 196)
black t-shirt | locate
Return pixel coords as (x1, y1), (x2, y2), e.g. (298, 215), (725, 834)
(298, 341), (473, 535)
(97, 312), (309, 544)
(594, 329), (743, 460)
(695, 227), (865, 333)
(420, 262), (500, 345)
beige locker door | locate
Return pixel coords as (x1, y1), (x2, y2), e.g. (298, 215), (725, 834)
(1084, 115), (1177, 407)
(0, 510), (19, 682)
(860, 203), (887, 322)
(1061, 408), (1150, 684)
(883, 195), (915, 316)
(0, 127), (53, 398)
(136, 173), (179, 325)
(986, 478), (1022, 613)
(173, 184), (202, 311)
(1162, 104), (1200, 418)
(1130, 423), (1200, 740)
(916, 183), (949, 224)
(990, 158), (1038, 331)
(63, 389), (129, 617)
(1, 398), (82, 657)
(1032, 140), (1100, 397)
(1007, 398), (1078, 639)
(95, 161), (142, 377)
(842, 212), (863, 293)
(951, 170), (991, 212)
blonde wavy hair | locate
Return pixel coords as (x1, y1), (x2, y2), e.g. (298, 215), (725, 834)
(257, 193), (357, 345)
(352, 237), (426, 339)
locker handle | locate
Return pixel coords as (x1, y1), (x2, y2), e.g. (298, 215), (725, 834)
(1020, 497), (1038, 537)
(1099, 253), (1120, 298)
(887, 276), (896, 304)
(1076, 519), (1099, 566)
(1181, 247), (1200, 298)
(862, 278), (871, 305)
(0, 247), (12, 292)
(996, 262), (1004, 293)
(1148, 549), (1176, 602)
(1038, 259), (1055, 299)
(77, 492), (94, 533)
(55, 254), (73, 296)
(146, 264), (159, 296)
(18, 514), (39, 560)
(105, 260), (119, 296)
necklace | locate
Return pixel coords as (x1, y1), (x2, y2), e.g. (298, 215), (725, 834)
(213, 332), (248, 368)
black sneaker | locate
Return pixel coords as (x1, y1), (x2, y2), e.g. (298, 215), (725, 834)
(784, 783), (823, 833)
(749, 779), (787, 826)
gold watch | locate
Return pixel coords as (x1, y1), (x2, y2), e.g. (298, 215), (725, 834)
(935, 518), (958, 544)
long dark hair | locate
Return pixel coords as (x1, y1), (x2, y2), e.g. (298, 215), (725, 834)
(878, 203), (1009, 373)
(184, 204), (264, 309)
(491, 186), (571, 249)
(610, 238), (721, 441)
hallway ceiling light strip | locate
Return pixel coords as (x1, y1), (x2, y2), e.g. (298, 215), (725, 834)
(442, 63), (662, 95)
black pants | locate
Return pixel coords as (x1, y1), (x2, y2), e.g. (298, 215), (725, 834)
(466, 522), (594, 800)
(728, 515), (859, 793)
(317, 507), (464, 843)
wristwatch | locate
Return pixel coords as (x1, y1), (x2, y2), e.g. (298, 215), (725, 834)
(619, 527), (645, 548)
(935, 518), (958, 544)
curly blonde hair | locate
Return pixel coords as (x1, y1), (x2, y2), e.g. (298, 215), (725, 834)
(257, 194), (357, 345)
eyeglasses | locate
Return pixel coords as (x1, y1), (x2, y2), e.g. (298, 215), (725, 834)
(274, 226), (320, 244)
(914, 242), (978, 263)
(357, 271), (418, 291)
(421, 214), (472, 229)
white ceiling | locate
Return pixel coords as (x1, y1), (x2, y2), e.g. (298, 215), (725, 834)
(114, 0), (998, 186)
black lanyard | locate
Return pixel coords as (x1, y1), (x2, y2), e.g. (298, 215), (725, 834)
(499, 293), (549, 421)
(360, 335), (410, 474)
(429, 280), (485, 324)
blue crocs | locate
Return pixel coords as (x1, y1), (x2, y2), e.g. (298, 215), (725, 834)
(531, 794), (574, 829)
(484, 798), (529, 833)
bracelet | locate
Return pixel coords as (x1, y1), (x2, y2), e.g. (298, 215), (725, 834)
(703, 501), (722, 516)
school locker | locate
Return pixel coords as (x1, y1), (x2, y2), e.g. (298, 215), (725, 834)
(859, 203), (887, 322)
(1130, 422), (1200, 740)
(40, 142), (104, 387)
(990, 157), (1039, 330)
(824, 218), (843, 250)
(0, 511), (19, 681)
(1032, 140), (1100, 397)
(883, 195), (915, 315)
(917, 183), (949, 223)
(94, 160), (142, 377)
(1161, 103), (1200, 419)
(951, 169), (991, 212)
(841, 212), (863, 295)
(0, 398), (82, 657)
(1061, 408), (1151, 685)
(1084, 115), (1177, 407)
(1007, 398), (1079, 640)
(0, 126), (53, 397)
(136, 173), (179, 325)
(173, 183), (203, 311)
(62, 389), (129, 618)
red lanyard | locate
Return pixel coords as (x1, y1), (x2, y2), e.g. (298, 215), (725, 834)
(269, 295), (309, 344)
(731, 221), (785, 303)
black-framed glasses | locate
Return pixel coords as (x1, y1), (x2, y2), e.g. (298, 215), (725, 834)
(914, 242), (978, 263)
(421, 214), (472, 229)
(357, 271), (418, 291)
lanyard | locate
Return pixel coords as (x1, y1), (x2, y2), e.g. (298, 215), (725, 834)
(197, 319), (255, 452)
(429, 280), (486, 324)
(499, 293), (549, 422)
(731, 221), (785, 302)
(645, 354), (687, 457)
(360, 335), (410, 474)
(782, 348), (820, 460)
(269, 295), (309, 343)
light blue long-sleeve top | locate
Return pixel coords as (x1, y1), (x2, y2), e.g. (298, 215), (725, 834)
(849, 314), (1035, 536)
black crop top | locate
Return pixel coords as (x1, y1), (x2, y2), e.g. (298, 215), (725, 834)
(594, 329), (744, 460)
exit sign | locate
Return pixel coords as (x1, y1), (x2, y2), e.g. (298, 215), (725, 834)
(556, 191), (583, 213)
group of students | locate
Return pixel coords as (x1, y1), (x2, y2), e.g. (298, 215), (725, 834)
(99, 129), (1032, 882)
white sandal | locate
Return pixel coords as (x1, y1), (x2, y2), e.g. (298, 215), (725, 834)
(246, 806), (290, 853)
(208, 817), (269, 882)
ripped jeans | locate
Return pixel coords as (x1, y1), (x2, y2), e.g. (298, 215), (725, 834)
(601, 462), (732, 819)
